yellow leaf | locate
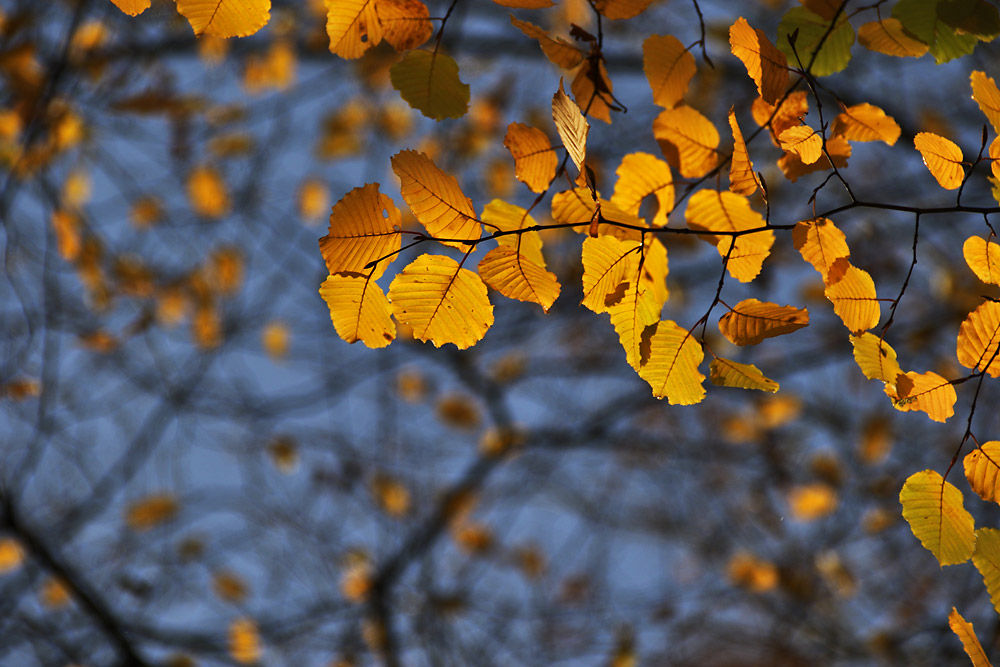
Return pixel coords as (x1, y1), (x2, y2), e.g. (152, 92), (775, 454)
(340, 551), (373, 601)
(992, 137), (1000, 180)
(964, 442), (1000, 504)
(972, 71), (1000, 135)
(388, 255), (493, 349)
(709, 357), (779, 392)
(824, 258), (880, 333)
(752, 90), (809, 146)
(176, 0), (270, 38)
(187, 165), (230, 218)
(125, 493), (179, 531)
(482, 200), (546, 267)
(390, 50), (469, 120)
(510, 16), (584, 70)
(229, 617), (261, 664)
(478, 246), (560, 312)
(298, 178), (330, 223)
(831, 103), (901, 145)
(964, 236), (1000, 285)
(371, 473), (411, 517)
(611, 152), (673, 227)
(850, 332), (902, 384)
(326, 0), (381, 58)
(581, 235), (640, 314)
(319, 182), (401, 276)
(718, 298), (809, 346)
(788, 483), (838, 520)
(0, 538), (24, 574)
(391, 150), (479, 249)
(552, 79), (589, 174)
(728, 109), (760, 196)
(729, 17), (788, 104)
(571, 58), (616, 124)
(685, 189), (774, 282)
(551, 188), (644, 241)
(109, 0), (151, 16)
(914, 132), (965, 189)
(957, 300), (1000, 377)
(653, 105), (719, 178)
(949, 607), (994, 667)
(608, 279), (660, 370)
(378, 0), (432, 51)
(638, 320), (705, 404)
(859, 416), (893, 465)
(503, 122), (557, 193)
(639, 236), (670, 308)
(974, 529), (1000, 619)
(793, 217), (850, 282)
(890, 371), (957, 423)
(857, 18), (930, 58)
(261, 320), (290, 360)
(900, 470), (974, 566)
(642, 34), (696, 109)
(778, 125), (823, 164)
(593, 0), (655, 20)
(320, 272), (395, 348)
(779, 133), (852, 182)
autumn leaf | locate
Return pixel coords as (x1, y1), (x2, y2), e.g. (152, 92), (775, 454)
(388, 254), (493, 349)
(890, 370), (957, 423)
(319, 272), (396, 348)
(493, 0), (554, 7)
(776, 6), (855, 76)
(793, 217), (850, 283)
(229, 617), (261, 664)
(956, 300), (1000, 377)
(752, 90), (809, 146)
(779, 134), (851, 182)
(642, 34), (696, 109)
(685, 189), (774, 282)
(593, 0), (656, 20)
(318, 182), (401, 277)
(503, 122), (558, 193)
(971, 71), (1000, 136)
(893, 0), (978, 64)
(974, 529), (1000, 618)
(551, 188), (643, 241)
(187, 165), (230, 218)
(391, 149), (480, 249)
(125, 493), (179, 531)
(728, 109), (760, 196)
(298, 178), (330, 223)
(640, 236), (670, 308)
(176, 0), (271, 38)
(481, 199), (546, 267)
(553, 79), (589, 174)
(831, 103), (901, 145)
(788, 483), (838, 520)
(729, 17), (788, 104)
(478, 246), (560, 312)
(899, 469), (974, 566)
(510, 16), (584, 70)
(608, 279), (660, 370)
(610, 152), (674, 227)
(638, 320), (705, 404)
(653, 106), (719, 178)
(964, 442), (1000, 504)
(857, 18), (930, 58)
(718, 299), (809, 346)
(379, 0), (432, 51)
(914, 132), (964, 189)
(390, 50), (469, 120)
(580, 235), (639, 314)
(949, 606), (995, 667)
(824, 258), (880, 334)
(109, 0), (151, 16)
(850, 332), (902, 385)
(571, 59), (616, 124)
(778, 125), (823, 164)
(992, 137), (1000, 180)
(709, 357), (779, 392)
(964, 236), (1000, 285)
(326, 0), (381, 58)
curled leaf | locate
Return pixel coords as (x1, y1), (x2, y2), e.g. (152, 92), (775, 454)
(709, 358), (780, 392)
(718, 299), (809, 346)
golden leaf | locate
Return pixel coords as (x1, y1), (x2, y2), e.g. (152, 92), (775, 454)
(320, 272), (395, 348)
(379, 0), (432, 51)
(653, 105), (719, 178)
(949, 607), (994, 667)
(752, 90), (809, 146)
(298, 178), (330, 223)
(992, 137), (1000, 180)
(957, 300), (1000, 377)
(0, 538), (24, 574)
(509, 16), (584, 70)
(974, 529), (1000, 619)
(229, 618), (261, 664)
(51, 210), (80, 262)
(388, 254), (493, 349)
(859, 416), (893, 465)
(551, 188), (644, 240)
(637, 320), (705, 404)
(778, 125), (823, 164)
(593, 0), (655, 19)
(261, 320), (289, 360)
(552, 79), (589, 174)
(503, 122), (557, 193)
(793, 217), (850, 282)
(824, 258), (880, 333)
(972, 71), (1000, 135)
(850, 332), (902, 385)
(391, 149), (480, 249)
(890, 370), (957, 423)
(243, 40), (295, 93)
(639, 236), (670, 308)
(213, 571), (248, 603)
(580, 235), (639, 314)
(899, 469), (974, 566)
(718, 298), (809, 346)
(964, 442), (1000, 504)
(319, 182), (401, 276)
(110, 0), (151, 16)
(914, 132), (965, 189)
(390, 50), (469, 120)
(727, 552), (778, 592)
(571, 59), (616, 124)
(964, 236), (1000, 285)
(685, 189), (774, 282)
(642, 34), (696, 109)
(788, 483), (838, 521)
(608, 279), (660, 370)
(728, 109), (760, 196)
(493, 0), (554, 7)
(729, 17), (788, 104)
(831, 103), (901, 145)
(478, 246), (560, 312)
(709, 357), (779, 392)
(326, 0), (381, 58)
(482, 200), (546, 268)
(857, 18), (929, 58)
(371, 474), (411, 517)
(125, 493), (179, 531)
(176, 0), (270, 38)
(187, 165), (230, 218)
(610, 152), (674, 227)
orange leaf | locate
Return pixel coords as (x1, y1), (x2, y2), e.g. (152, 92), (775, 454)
(890, 371), (957, 423)
(320, 272), (396, 348)
(964, 442), (1000, 504)
(964, 236), (1000, 285)
(974, 529), (1000, 619)
(125, 493), (179, 531)
(653, 106), (720, 178)
(831, 103), (901, 145)
(729, 17), (788, 104)
(176, 0), (270, 38)
(728, 109), (760, 196)
(642, 34), (696, 109)
(482, 199), (546, 268)
(611, 152), (674, 227)
(778, 125), (823, 164)
(593, 0), (656, 19)
(109, 0), (151, 16)
(478, 246), (560, 312)
(187, 165), (230, 218)
(379, 0), (432, 51)
(318, 183), (401, 277)
(972, 71), (1000, 135)
(949, 608), (994, 667)
(326, 0), (382, 58)
(510, 16), (584, 70)
(793, 217), (850, 283)
(571, 59), (616, 124)
(751, 90), (809, 146)
(779, 133), (851, 182)
(391, 149), (480, 249)
(503, 122), (557, 193)
(914, 132), (964, 190)
(709, 357), (779, 392)
(685, 189), (774, 282)
(824, 259), (880, 333)
(957, 300), (1000, 377)
(638, 320), (705, 404)
(229, 618), (261, 664)
(553, 79), (589, 174)
(718, 298), (809, 346)
(608, 278), (660, 370)
(857, 18), (929, 58)
(580, 235), (640, 314)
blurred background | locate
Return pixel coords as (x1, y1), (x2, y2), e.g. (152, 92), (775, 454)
(2, 0), (1000, 665)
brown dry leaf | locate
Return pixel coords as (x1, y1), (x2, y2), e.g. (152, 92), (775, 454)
(552, 79), (589, 174)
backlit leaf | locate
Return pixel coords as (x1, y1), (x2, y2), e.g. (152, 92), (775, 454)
(504, 122), (558, 193)
(319, 182), (401, 276)
(326, 0), (381, 58)
(949, 607), (995, 667)
(553, 79), (589, 174)
(609, 279), (660, 370)
(593, 0), (656, 20)
(831, 103), (901, 145)
(709, 358), (779, 392)
(482, 199), (546, 267)
(729, 17), (788, 104)
(391, 149), (480, 249)
(850, 332), (902, 385)
(110, 0), (151, 15)
(125, 494), (178, 531)
(964, 236), (1000, 285)
(964, 442), (1000, 504)
(974, 529), (1000, 618)
(779, 125), (823, 164)
(788, 483), (838, 520)
(824, 259), (880, 333)
(581, 235), (640, 314)
(551, 188), (644, 241)
(992, 137), (1000, 180)
(298, 178), (330, 223)
(638, 320), (705, 404)
(893, 0), (978, 64)
(379, 0), (432, 51)
(653, 106), (719, 178)
(510, 16), (584, 70)
(914, 132), (965, 189)
(642, 34), (696, 109)
(793, 217), (850, 283)
(899, 469), (974, 566)
(261, 320), (289, 360)
(0, 539), (23, 574)
(390, 50), (469, 120)
(957, 300), (1000, 377)
(478, 246), (560, 312)
(728, 109), (761, 196)
(640, 236), (670, 308)
(718, 298), (809, 346)
(229, 618), (261, 664)
(176, 0), (270, 37)
(571, 59), (616, 124)
(779, 133), (851, 182)
(890, 370), (957, 422)
(685, 189), (774, 282)
(777, 6), (855, 76)
(187, 165), (230, 218)
(611, 152), (674, 227)
(971, 71), (1000, 135)
(752, 90), (809, 145)
(857, 18), (930, 58)
(388, 254), (493, 349)
(320, 272), (396, 348)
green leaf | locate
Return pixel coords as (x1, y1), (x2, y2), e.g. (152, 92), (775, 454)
(390, 50), (470, 120)
(777, 6), (854, 76)
(892, 0), (979, 63)
(938, 0), (1000, 41)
